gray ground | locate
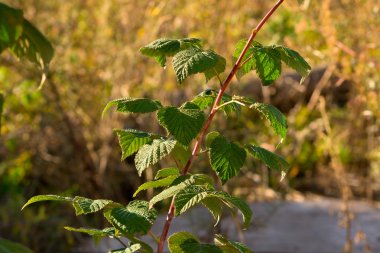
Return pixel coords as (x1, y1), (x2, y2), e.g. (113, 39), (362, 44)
(78, 197), (380, 253)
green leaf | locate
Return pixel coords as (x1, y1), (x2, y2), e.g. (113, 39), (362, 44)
(111, 244), (142, 253)
(204, 54), (226, 82)
(172, 47), (225, 84)
(171, 143), (191, 169)
(0, 3), (23, 53)
(157, 102), (205, 146)
(275, 45), (311, 78)
(154, 167), (180, 180)
(208, 191), (252, 229)
(140, 38), (202, 67)
(72, 197), (117, 215)
(209, 135), (246, 184)
(233, 40), (256, 80)
(114, 129), (153, 160)
(245, 144), (290, 176)
(134, 138), (177, 176)
(251, 103), (287, 140)
(103, 98), (162, 117)
(174, 185), (209, 216)
(133, 175), (178, 197)
(104, 200), (157, 235)
(215, 234), (254, 253)
(22, 195), (72, 210)
(168, 232), (222, 253)
(0, 237), (33, 253)
(11, 19), (54, 69)
(149, 175), (195, 208)
(253, 46), (282, 85)
(201, 197), (223, 225)
(124, 235), (154, 253)
(64, 226), (115, 237)
(205, 131), (220, 148)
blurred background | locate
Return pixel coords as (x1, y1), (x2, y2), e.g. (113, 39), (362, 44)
(0, 0), (379, 252)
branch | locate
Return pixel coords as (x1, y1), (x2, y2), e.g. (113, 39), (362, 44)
(157, 1), (285, 252)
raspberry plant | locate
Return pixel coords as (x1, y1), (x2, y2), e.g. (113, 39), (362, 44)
(23, 1), (311, 252)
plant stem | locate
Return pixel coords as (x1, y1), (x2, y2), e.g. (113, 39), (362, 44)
(157, 1), (284, 252)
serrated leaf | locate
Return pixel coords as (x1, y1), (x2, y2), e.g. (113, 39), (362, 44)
(172, 47), (225, 84)
(0, 3), (23, 53)
(157, 102), (205, 146)
(114, 129), (153, 160)
(253, 47), (282, 85)
(201, 197), (223, 225)
(72, 197), (117, 215)
(245, 144), (290, 176)
(140, 38), (202, 67)
(251, 103), (287, 140)
(204, 54), (226, 82)
(104, 200), (157, 235)
(134, 139), (177, 176)
(275, 45), (311, 78)
(154, 167), (180, 180)
(209, 135), (246, 184)
(111, 244), (142, 253)
(208, 192), (252, 229)
(215, 234), (254, 253)
(22, 195), (72, 210)
(133, 175), (178, 197)
(124, 235), (154, 253)
(0, 237), (33, 253)
(233, 40), (256, 80)
(192, 90), (241, 115)
(174, 185), (209, 215)
(103, 98), (162, 117)
(149, 175), (195, 208)
(168, 232), (222, 253)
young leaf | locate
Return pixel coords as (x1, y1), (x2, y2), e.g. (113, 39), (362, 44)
(172, 47), (225, 84)
(168, 232), (222, 253)
(192, 90), (241, 115)
(208, 191), (252, 229)
(275, 46), (311, 77)
(140, 38), (202, 67)
(174, 185), (209, 216)
(154, 167), (180, 180)
(133, 175), (179, 197)
(103, 98), (162, 117)
(114, 129), (153, 160)
(245, 144), (290, 175)
(157, 102), (205, 146)
(111, 244), (142, 253)
(149, 175), (195, 208)
(250, 103), (287, 140)
(72, 197), (117, 215)
(204, 54), (226, 82)
(124, 234), (154, 253)
(0, 3), (23, 52)
(134, 138), (177, 176)
(171, 143), (191, 169)
(104, 200), (157, 235)
(22, 195), (72, 210)
(209, 135), (246, 184)
(214, 234), (254, 253)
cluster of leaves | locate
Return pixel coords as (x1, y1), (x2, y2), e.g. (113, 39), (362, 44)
(23, 36), (310, 252)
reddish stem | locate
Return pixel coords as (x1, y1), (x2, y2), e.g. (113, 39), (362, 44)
(157, 1), (284, 252)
